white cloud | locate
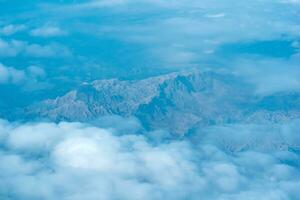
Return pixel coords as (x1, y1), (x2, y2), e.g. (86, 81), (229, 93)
(232, 57), (300, 95)
(30, 26), (67, 37)
(0, 63), (26, 84)
(0, 63), (49, 91)
(0, 39), (24, 57)
(0, 38), (71, 58)
(281, 0), (300, 4)
(0, 119), (300, 199)
(76, 0), (130, 8)
(27, 65), (46, 78)
(205, 13), (226, 19)
(0, 24), (26, 36)
(63, 0), (300, 44)
(25, 43), (71, 57)
(18, 0), (300, 70)
(56, 0), (300, 68)
(0, 121), (203, 199)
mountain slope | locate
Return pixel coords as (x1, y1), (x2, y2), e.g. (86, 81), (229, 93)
(26, 70), (300, 135)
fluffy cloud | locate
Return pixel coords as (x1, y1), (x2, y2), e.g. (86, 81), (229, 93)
(0, 63), (49, 91)
(0, 118), (300, 200)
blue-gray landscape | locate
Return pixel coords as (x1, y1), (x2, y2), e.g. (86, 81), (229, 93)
(1, 0), (300, 199)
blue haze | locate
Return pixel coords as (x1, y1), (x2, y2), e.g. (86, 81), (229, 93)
(0, 0), (300, 199)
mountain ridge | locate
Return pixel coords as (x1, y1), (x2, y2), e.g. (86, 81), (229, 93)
(25, 70), (300, 135)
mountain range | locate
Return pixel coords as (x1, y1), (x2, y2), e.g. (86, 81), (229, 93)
(22, 70), (300, 135)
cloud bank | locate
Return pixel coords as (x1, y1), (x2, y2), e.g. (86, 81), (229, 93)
(0, 118), (300, 200)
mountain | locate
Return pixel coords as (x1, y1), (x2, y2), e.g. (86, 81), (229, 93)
(25, 70), (300, 135)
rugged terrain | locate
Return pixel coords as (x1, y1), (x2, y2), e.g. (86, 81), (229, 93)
(26, 70), (300, 135)
(21, 71), (300, 134)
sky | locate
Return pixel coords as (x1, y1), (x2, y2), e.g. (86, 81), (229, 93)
(1, 0), (300, 199)
(0, 0), (299, 81)
(0, 0), (299, 110)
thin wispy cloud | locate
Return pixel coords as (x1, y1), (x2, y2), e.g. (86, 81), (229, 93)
(0, 24), (26, 36)
(30, 25), (67, 37)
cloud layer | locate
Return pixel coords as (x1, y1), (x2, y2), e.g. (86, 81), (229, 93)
(0, 118), (300, 200)
(1, 2), (300, 199)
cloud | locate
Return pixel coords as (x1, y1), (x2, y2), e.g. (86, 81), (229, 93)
(232, 57), (300, 95)
(281, 0), (300, 4)
(0, 24), (26, 36)
(0, 118), (300, 199)
(61, 0), (300, 44)
(0, 63), (26, 84)
(30, 26), (67, 37)
(0, 39), (71, 58)
(0, 39), (24, 57)
(0, 63), (50, 90)
(49, 0), (300, 68)
(72, 0), (130, 8)
(205, 13), (226, 19)
(27, 65), (46, 78)
(0, 120), (203, 200)
(197, 121), (300, 153)
(24, 43), (71, 57)
(2, 0), (298, 82)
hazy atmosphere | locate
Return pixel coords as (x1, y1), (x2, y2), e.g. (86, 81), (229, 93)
(1, 0), (300, 199)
